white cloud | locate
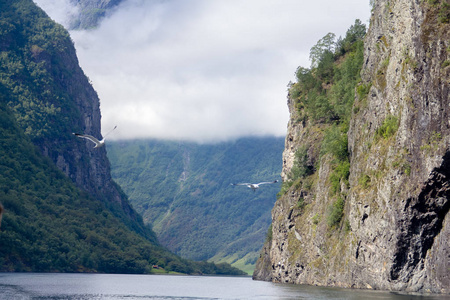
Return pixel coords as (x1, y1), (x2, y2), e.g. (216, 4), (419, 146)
(34, 0), (371, 143)
(33, 0), (79, 28)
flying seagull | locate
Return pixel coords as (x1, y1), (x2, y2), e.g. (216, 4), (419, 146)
(73, 125), (117, 148)
(230, 180), (279, 192)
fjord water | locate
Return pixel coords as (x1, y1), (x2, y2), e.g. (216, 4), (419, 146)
(0, 273), (448, 300)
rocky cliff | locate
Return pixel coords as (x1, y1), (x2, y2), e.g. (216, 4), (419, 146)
(1, 0), (146, 236)
(253, 0), (449, 294)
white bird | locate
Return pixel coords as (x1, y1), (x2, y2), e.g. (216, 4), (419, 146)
(230, 180), (279, 191)
(73, 125), (117, 148)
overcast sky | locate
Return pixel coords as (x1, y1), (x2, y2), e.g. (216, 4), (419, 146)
(34, 0), (371, 143)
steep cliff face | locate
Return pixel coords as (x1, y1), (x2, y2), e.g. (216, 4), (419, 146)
(1, 0), (145, 234)
(348, 0), (449, 291)
(254, 0), (449, 293)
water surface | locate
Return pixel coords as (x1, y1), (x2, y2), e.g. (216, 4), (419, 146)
(0, 273), (448, 299)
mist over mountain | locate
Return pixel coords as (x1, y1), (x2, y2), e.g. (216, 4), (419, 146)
(70, 0), (124, 29)
(0, 0), (243, 275)
(33, 0), (370, 143)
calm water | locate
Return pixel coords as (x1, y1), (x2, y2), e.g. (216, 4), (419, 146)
(0, 273), (449, 300)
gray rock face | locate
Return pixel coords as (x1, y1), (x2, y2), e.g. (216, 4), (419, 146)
(254, 0), (449, 294)
(27, 3), (142, 224)
(1, 0), (148, 242)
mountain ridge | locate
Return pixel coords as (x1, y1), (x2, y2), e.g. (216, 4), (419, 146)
(107, 136), (284, 274)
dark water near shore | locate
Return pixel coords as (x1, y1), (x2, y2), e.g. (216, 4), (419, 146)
(0, 273), (449, 300)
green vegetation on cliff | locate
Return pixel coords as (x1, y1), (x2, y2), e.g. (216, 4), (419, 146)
(291, 19), (366, 126)
(284, 19), (366, 230)
(256, 1), (450, 291)
(0, 0), (76, 141)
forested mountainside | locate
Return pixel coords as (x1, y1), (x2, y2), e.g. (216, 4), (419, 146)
(0, 0), (243, 275)
(0, 99), (160, 272)
(254, 0), (450, 294)
(107, 137), (284, 274)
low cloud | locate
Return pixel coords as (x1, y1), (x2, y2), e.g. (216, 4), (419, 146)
(33, 0), (79, 28)
(34, 0), (371, 143)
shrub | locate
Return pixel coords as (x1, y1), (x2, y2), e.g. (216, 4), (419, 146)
(297, 197), (305, 211)
(327, 197), (345, 228)
(356, 83), (372, 99)
(277, 181), (292, 198)
(359, 174), (371, 188)
(376, 115), (399, 139)
(320, 125), (348, 162)
(344, 219), (351, 233)
(403, 163), (411, 176)
(266, 224), (273, 242)
(289, 146), (311, 181)
(329, 160), (350, 195)
(438, 1), (450, 23)
(312, 213), (321, 225)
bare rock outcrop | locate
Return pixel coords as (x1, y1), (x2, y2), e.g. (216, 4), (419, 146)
(254, 0), (449, 293)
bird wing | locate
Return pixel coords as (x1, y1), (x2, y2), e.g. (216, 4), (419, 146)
(256, 180), (279, 185)
(231, 183), (252, 186)
(74, 133), (102, 146)
(103, 125), (117, 138)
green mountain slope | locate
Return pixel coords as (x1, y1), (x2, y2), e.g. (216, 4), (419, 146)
(0, 0), (151, 237)
(0, 98), (243, 275)
(0, 98), (155, 273)
(0, 0), (244, 276)
(107, 137), (284, 274)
